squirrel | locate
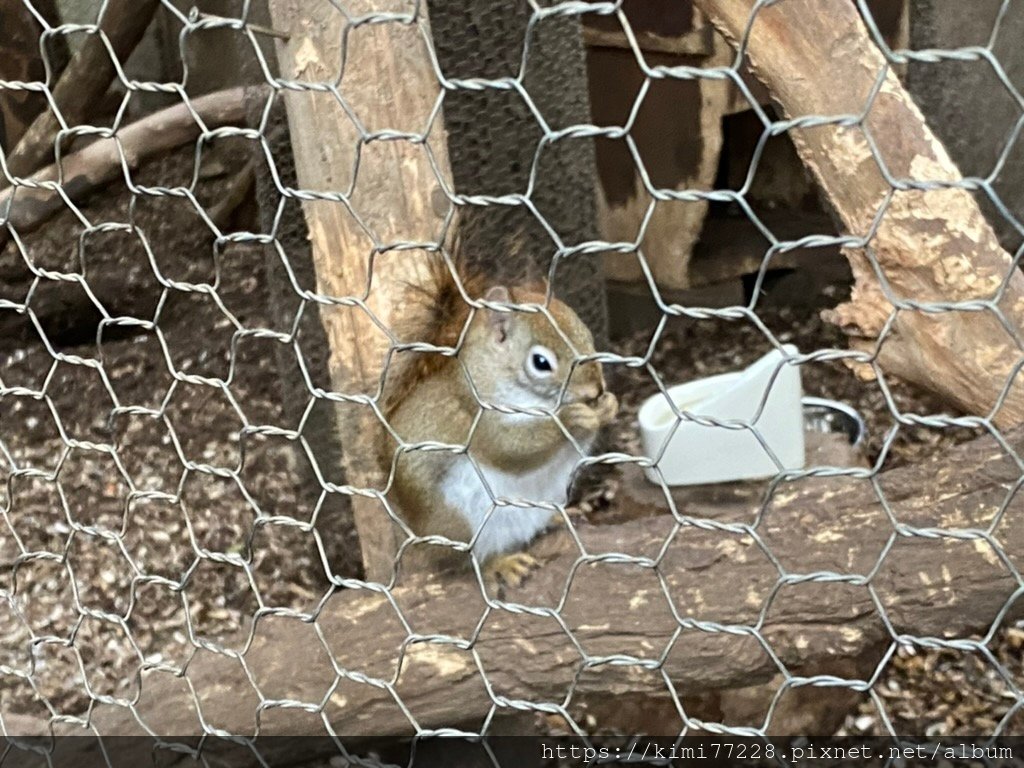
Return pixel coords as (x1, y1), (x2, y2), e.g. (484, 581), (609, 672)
(380, 255), (618, 589)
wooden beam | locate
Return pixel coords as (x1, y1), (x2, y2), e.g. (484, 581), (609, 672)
(582, 24), (714, 58)
(264, 1), (452, 582)
(595, 36), (734, 290)
(690, 0), (1024, 427)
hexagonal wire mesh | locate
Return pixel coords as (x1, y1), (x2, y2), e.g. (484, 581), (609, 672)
(2, 0), (1024, 763)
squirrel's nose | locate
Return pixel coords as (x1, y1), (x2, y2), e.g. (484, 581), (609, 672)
(580, 383), (601, 402)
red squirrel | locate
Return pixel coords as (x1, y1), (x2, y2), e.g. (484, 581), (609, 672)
(381, 258), (617, 588)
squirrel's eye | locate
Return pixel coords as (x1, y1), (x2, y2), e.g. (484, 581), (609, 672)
(527, 345), (558, 377)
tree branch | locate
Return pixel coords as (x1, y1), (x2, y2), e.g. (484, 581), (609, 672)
(691, 0), (1024, 427)
(3, 0), (160, 181)
(0, 87), (246, 242)
(0, 0), (67, 150)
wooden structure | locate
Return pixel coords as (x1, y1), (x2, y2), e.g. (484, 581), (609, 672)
(257, 0), (1024, 601)
(584, 0), (909, 290)
(4, 0), (1024, 756)
(694, 0), (1024, 426)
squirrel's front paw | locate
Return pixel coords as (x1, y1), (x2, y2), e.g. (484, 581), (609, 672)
(486, 551), (539, 589)
(559, 402), (601, 436)
(593, 391), (618, 425)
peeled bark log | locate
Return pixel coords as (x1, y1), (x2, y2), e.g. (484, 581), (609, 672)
(36, 423), (1019, 752)
(692, 0), (1024, 427)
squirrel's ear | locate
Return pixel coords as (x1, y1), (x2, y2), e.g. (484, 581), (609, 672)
(483, 285), (511, 343)
(484, 285), (510, 303)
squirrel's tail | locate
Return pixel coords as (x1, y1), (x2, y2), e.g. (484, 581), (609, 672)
(379, 250), (487, 423)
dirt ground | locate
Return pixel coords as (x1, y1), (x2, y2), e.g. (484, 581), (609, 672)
(0, 144), (1019, 740)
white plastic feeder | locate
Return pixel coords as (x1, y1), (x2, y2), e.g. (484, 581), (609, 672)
(638, 345), (805, 485)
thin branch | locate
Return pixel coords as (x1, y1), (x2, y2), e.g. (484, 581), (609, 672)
(0, 87), (247, 243)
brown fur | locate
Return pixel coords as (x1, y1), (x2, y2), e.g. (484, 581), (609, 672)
(381, 258), (487, 423)
(381, 257), (550, 424)
(377, 238), (618, 582)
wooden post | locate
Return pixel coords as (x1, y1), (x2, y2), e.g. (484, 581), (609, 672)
(690, 0), (1024, 427)
(594, 27), (735, 290)
(264, 1), (452, 582)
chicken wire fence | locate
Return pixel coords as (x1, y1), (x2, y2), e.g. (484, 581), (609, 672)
(1, 0), (1024, 764)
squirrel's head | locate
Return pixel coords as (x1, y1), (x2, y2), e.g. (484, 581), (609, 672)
(460, 285), (606, 412)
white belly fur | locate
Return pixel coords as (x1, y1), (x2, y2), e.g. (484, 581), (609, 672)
(440, 442), (587, 562)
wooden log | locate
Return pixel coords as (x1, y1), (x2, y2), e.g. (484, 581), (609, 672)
(0, 87), (246, 241)
(58, 423), (1024, 747)
(263, 1), (453, 582)
(906, 0), (1023, 250)
(690, 0), (1024, 427)
(582, 0), (712, 58)
(3, 0), (160, 181)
